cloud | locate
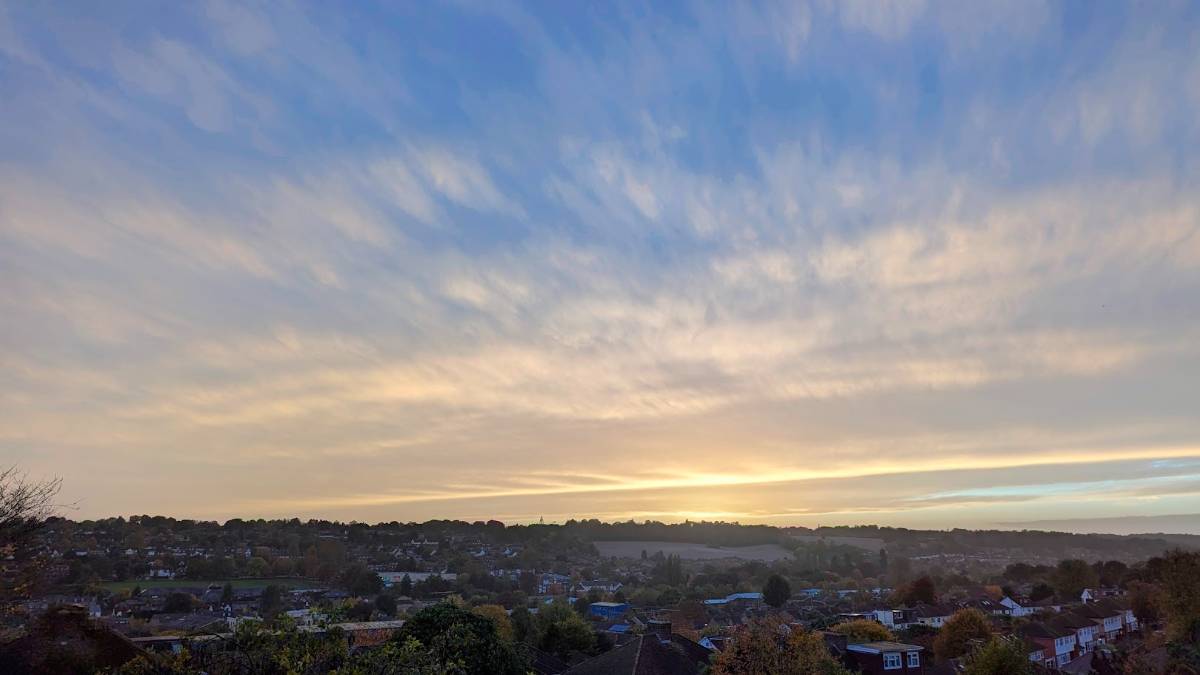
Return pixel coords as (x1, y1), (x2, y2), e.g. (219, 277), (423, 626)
(836, 0), (928, 41)
(1, 1), (1199, 524)
(112, 36), (270, 133)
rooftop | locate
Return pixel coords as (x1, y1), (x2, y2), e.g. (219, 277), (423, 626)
(847, 641), (925, 654)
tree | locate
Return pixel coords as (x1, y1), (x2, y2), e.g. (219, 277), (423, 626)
(473, 604), (514, 641)
(0, 468), (61, 614)
(878, 548), (888, 573)
(260, 584), (284, 620)
(1028, 582), (1054, 602)
(510, 605), (534, 644)
(763, 574), (791, 608)
(337, 636), (442, 675)
(399, 573), (413, 597)
(1156, 549), (1200, 643)
(830, 619), (894, 643)
(1052, 559), (1097, 601)
(933, 609), (992, 662)
(0, 468), (60, 546)
(220, 582), (235, 605)
(1003, 563), (1036, 583)
(164, 592), (195, 613)
(374, 592), (397, 617)
(1097, 560), (1128, 587)
(575, 590), (601, 616)
(711, 616), (851, 675)
(534, 600), (594, 658)
(963, 636), (1036, 675)
(396, 602), (527, 675)
(888, 556), (913, 587)
(246, 556), (269, 578)
(654, 554), (685, 586)
(116, 619), (444, 675)
(339, 563), (383, 597)
(347, 600), (374, 621)
(783, 629), (854, 675)
(1127, 580), (1160, 625)
(898, 576), (936, 605)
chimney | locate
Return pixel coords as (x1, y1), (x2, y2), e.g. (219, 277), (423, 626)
(647, 618), (672, 643)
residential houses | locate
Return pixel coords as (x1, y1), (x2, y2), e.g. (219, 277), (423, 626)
(844, 641), (926, 675)
(1019, 621), (1077, 668)
(1051, 613), (1100, 654)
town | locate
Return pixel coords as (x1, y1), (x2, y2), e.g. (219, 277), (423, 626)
(3, 515), (1198, 673)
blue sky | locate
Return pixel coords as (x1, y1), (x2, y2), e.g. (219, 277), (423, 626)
(2, 1), (1200, 531)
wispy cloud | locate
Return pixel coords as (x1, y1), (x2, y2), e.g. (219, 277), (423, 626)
(2, 1), (1199, 526)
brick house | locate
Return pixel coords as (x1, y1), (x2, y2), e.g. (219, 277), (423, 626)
(845, 641), (925, 674)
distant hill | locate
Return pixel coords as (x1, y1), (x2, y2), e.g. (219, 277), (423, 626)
(779, 524), (1196, 563)
(558, 520), (1195, 563)
(995, 513), (1200, 537)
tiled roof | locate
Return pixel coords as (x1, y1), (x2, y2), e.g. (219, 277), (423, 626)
(1019, 622), (1073, 639)
(1052, 614), (1098, 631)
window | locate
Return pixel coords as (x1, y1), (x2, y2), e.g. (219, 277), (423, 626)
(907, 652), (920, 667)
(883, 653), (902, 669)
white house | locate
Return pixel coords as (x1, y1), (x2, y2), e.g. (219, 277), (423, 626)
(1001, 596), (1037, 617)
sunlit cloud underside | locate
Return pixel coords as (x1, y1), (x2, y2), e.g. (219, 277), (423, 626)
(2, 1), (1199, 531)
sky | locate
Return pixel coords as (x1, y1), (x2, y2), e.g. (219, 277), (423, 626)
(2, 1), (1200, 533)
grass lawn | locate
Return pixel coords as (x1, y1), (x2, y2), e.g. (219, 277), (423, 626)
(100, 577), (323, 592)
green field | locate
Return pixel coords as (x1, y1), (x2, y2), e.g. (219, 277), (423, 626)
(100, 577), (322, 592)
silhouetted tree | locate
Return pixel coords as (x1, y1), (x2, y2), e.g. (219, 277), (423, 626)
(763, 574), (791, 608)
(0, 468), (61, 614)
